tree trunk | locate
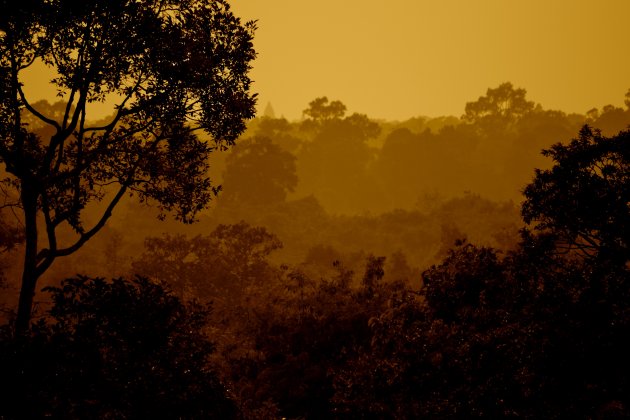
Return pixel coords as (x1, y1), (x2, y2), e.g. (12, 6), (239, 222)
(14, 185), (39, 335)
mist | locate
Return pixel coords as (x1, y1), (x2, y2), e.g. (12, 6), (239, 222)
(2, 1), (630, 418)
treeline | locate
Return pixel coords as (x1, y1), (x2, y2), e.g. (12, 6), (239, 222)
(1, 125), (629, 418)
(0, 84), (629, 418)
(220, 82), (630, 213)
(13, 82), (627, 284)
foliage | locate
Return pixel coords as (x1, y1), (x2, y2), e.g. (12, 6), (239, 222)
(463, 82), (537, 127)
(302, 96), (347, 122)
(132, 222), (283, 303)
(0, 211), (21, 253)
(522, 125), (630, 264)
(218, 136), (298, 209)
(0, 276), (235, 419)
(297, 100), (381, 213)
(332, 241), (630, 418)
(329, 124), (630, 418)
(221, 256), (409, 419)
(0, 0), (257, 331)
(1, 85), (629, 417)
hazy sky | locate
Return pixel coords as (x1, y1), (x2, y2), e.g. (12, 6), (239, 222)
(229, 0), (630, 120)
(20, 1), (630, 121)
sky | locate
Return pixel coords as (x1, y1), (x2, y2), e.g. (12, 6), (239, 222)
(20, 1), (630, 122)
(228, 0), (630, 120)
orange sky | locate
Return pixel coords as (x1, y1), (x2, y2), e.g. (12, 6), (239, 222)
(229, 0), (630, 120)
(21, 1), (630, 121)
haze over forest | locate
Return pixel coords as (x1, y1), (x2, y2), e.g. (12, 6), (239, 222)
(1, 1), (630, 418)
(2, 82), (627, 280)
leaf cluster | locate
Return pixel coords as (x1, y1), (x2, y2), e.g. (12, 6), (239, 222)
(0, 275), (235, 419)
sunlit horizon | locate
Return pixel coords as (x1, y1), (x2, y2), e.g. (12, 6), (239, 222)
(22, 0), (630, 122)
(227, 0), (630, 120)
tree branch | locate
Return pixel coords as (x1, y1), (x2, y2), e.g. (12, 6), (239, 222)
(17, 53), (37, 71)
(36, 193), (57, 264)
(62, 85), (78, 132)
(82, 73), (146, 134)
(42, 182), (129, 264)
(17, 85), (62, 131)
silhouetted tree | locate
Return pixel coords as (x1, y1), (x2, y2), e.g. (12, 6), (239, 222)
(219, 136), (298, 211)
(330, 123), (630, 417)
(504, 109), (579, 189)
(0, 0), (257, 333)
(589, 104), (630, 136)
(333, 235), (630, 418)
(133, 222), (282, 303)
(225, 255), (406, 419)
(463, 82), (536, 126)
(522, 125), (630, 265)
(0, 276), (236, 419)
(298, 101), (381, 213)
(303, 96), (347, 122)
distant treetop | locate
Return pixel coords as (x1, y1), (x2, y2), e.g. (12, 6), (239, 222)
(303, 97), (347, 121)
(463, 82), (537, 125)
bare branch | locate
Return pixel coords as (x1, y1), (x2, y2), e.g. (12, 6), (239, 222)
(62, 85), (78, 132)
(41, 182), (128, 266)
(17, 85), (61, 131)
(83, 73), (146, 134)
(17, 53), (37, 71)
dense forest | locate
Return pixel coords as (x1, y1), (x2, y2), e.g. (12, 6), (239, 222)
(2, 84), (629, 418)
(2, 1), (630, 419)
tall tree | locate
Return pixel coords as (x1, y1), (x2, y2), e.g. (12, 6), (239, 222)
(298, 99), (381, 213)
(522, 125), (630, 264)
(219, 136), (298, 209)
(302, 96), (347, 122)
(463, 82), (536, 130)
(0, 0), (257, 333)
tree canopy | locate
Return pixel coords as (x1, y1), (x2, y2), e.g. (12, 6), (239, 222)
(463, 82), (536, 127)
(302, 96), (347, 122)
(0, 0), (257, 332)
(522, 126), (630, 264)
(0, 276), (235, 418)
(219, 136), (298, 209)
(1, 84), (629, 416)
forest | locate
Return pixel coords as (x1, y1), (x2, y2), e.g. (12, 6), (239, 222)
(2, 1), (630, 419)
